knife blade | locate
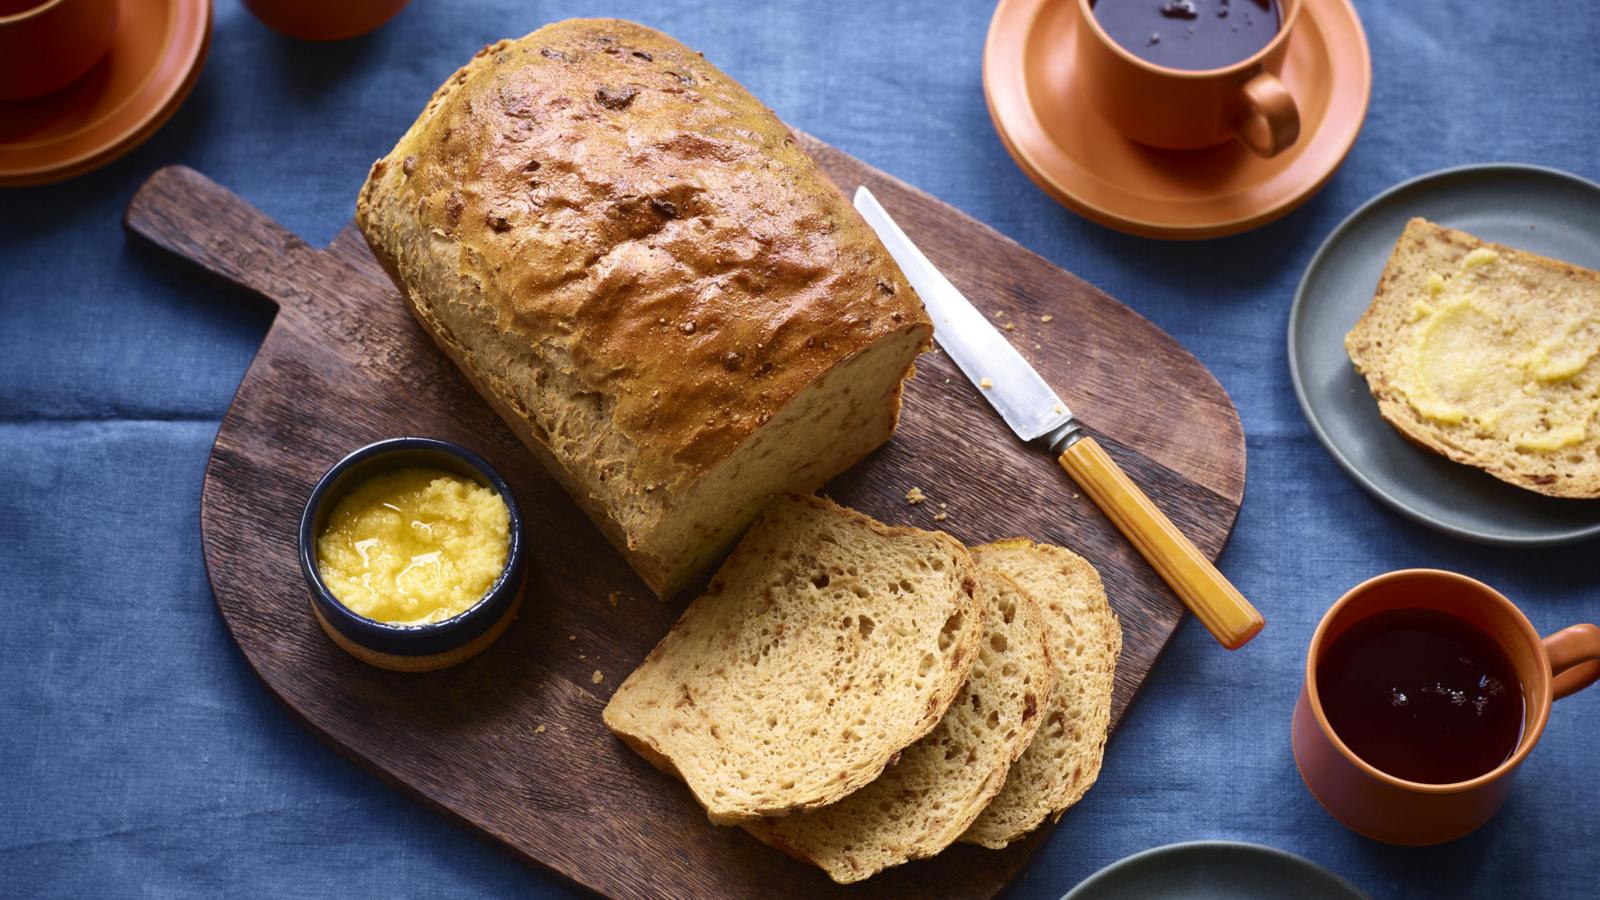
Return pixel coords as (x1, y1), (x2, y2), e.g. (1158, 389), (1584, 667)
(855, 186), (1264, 650)
(854, 187), (1074, 443)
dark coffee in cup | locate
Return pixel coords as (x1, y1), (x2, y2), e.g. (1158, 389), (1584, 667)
(1091, 0), (1281, 71)
(1316, 607), (1525, 784)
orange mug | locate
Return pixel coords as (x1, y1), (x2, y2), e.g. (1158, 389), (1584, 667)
(1292, 569), (1600, 845)
(242, 0), (409, 41)
(0, 0), (119, 102)
(1074, 0), (1301, 156)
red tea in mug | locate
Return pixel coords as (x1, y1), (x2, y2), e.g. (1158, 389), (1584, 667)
(1316, 608), (1525, 784)
(1091, 0), (1281, 71)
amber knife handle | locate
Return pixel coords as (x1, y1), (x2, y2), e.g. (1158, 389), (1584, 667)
(1055, 433), (1264, 650)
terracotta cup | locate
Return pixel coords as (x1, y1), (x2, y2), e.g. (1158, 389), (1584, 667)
(1074, 0), (1301, 156)
(0, 0), (119, 102)
(242, 0), (409, 41)
(1293, 569), (1600, 845)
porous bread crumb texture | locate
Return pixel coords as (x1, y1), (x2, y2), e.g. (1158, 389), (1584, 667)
(745, 571), (1056, 883)
(960, 539), (1120, 849)
(602, 494), (983, 825)
(355, 18), (933, 595)
(1345, 218), (1600, 498)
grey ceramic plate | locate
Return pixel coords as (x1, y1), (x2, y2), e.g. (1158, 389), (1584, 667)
(1289, 164), (1600, 546)
(1063, 841), (1367, 900)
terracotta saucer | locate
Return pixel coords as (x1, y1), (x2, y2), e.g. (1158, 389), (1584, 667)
(984, 0), (1370, 240)
(0, 0), (211, 187)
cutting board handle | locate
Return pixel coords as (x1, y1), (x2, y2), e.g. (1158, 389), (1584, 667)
(124, 165), (319, 309)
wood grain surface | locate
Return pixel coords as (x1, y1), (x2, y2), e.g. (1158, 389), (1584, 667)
(124, 135), (1245, 899)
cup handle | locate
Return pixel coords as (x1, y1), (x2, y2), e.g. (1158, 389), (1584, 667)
(1545, 624), (1600, 701)
(1231, 71), (1300, 158)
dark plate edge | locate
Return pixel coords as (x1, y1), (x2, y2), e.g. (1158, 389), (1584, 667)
(1286, 162), (1600, 547)
(1061, 839), (1369, 900)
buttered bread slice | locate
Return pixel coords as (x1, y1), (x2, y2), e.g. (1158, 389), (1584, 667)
(745, 570), (1055, 883)
(1346, 218), (1600, 497)
(602, 494), (982, 825)
(961, 540), (1119, 849)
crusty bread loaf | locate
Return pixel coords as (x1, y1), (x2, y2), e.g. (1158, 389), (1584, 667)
(744, 570), (1056, 883)
(960, 540), (1119, 849)
(602, 493), (982, 825)
(356, 19), (932, 596)
(1346, 218), (1600, 498)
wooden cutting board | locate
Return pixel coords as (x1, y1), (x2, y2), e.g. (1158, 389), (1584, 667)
(126, 137), (1245, 899)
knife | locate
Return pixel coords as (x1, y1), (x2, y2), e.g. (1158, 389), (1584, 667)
(855, 187), (1263, 650)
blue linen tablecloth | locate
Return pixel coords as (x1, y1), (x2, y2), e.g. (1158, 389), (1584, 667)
(3, 1), (1597, 896)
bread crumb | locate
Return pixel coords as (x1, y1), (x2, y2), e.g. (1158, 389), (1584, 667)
(933, 512), (948, 522)
(939, 502), (947, 508)
(607, 591), (620, 607)
(1054, 404), (1064, 414)
(1041, 314), (1054, 323)
(905, 486), (927, 505)
(535, 725), (546, 734)
(591, 670), (605, 684)
(992, 309), (1006, 318)
(979, 377), (993, 389)
(1004, 322), (1016, 331)
(579, 654), (586, 659)
(568, 634), (576, 641)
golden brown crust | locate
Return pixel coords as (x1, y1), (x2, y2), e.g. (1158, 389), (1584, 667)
(356, 19), (928, 489)
(391, 276), (667, 583)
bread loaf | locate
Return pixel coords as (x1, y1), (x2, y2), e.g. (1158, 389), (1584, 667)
(601, 493), (982, 825)
(1345, 218), (1600, 497)
(744, 570), (1055, 883)
(356, 19), (932, 595)
(960, 539), (1119, 848)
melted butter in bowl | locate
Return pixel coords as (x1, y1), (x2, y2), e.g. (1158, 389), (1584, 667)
(1398, 248), (1599, 452)
(298, 438), (527, 672)
(316, 467), (510, 626)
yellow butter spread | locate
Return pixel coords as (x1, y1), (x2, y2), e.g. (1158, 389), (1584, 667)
(1396, 248), (1598, 452)
(316, 467), (510, 626)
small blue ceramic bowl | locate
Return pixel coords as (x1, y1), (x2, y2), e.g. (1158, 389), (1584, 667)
(298, 437), (526, 671)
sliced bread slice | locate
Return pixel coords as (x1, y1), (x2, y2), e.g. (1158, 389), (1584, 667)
(602, 493), (983, 825)
(960, 539), (1120, 849)
(1345, 217), (1600, 498)
(744, 570), (1057, 883)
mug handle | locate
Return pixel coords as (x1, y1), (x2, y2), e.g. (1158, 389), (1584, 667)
(1231, 71), (1300, 158)
(1546, 624), (1600, 700)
